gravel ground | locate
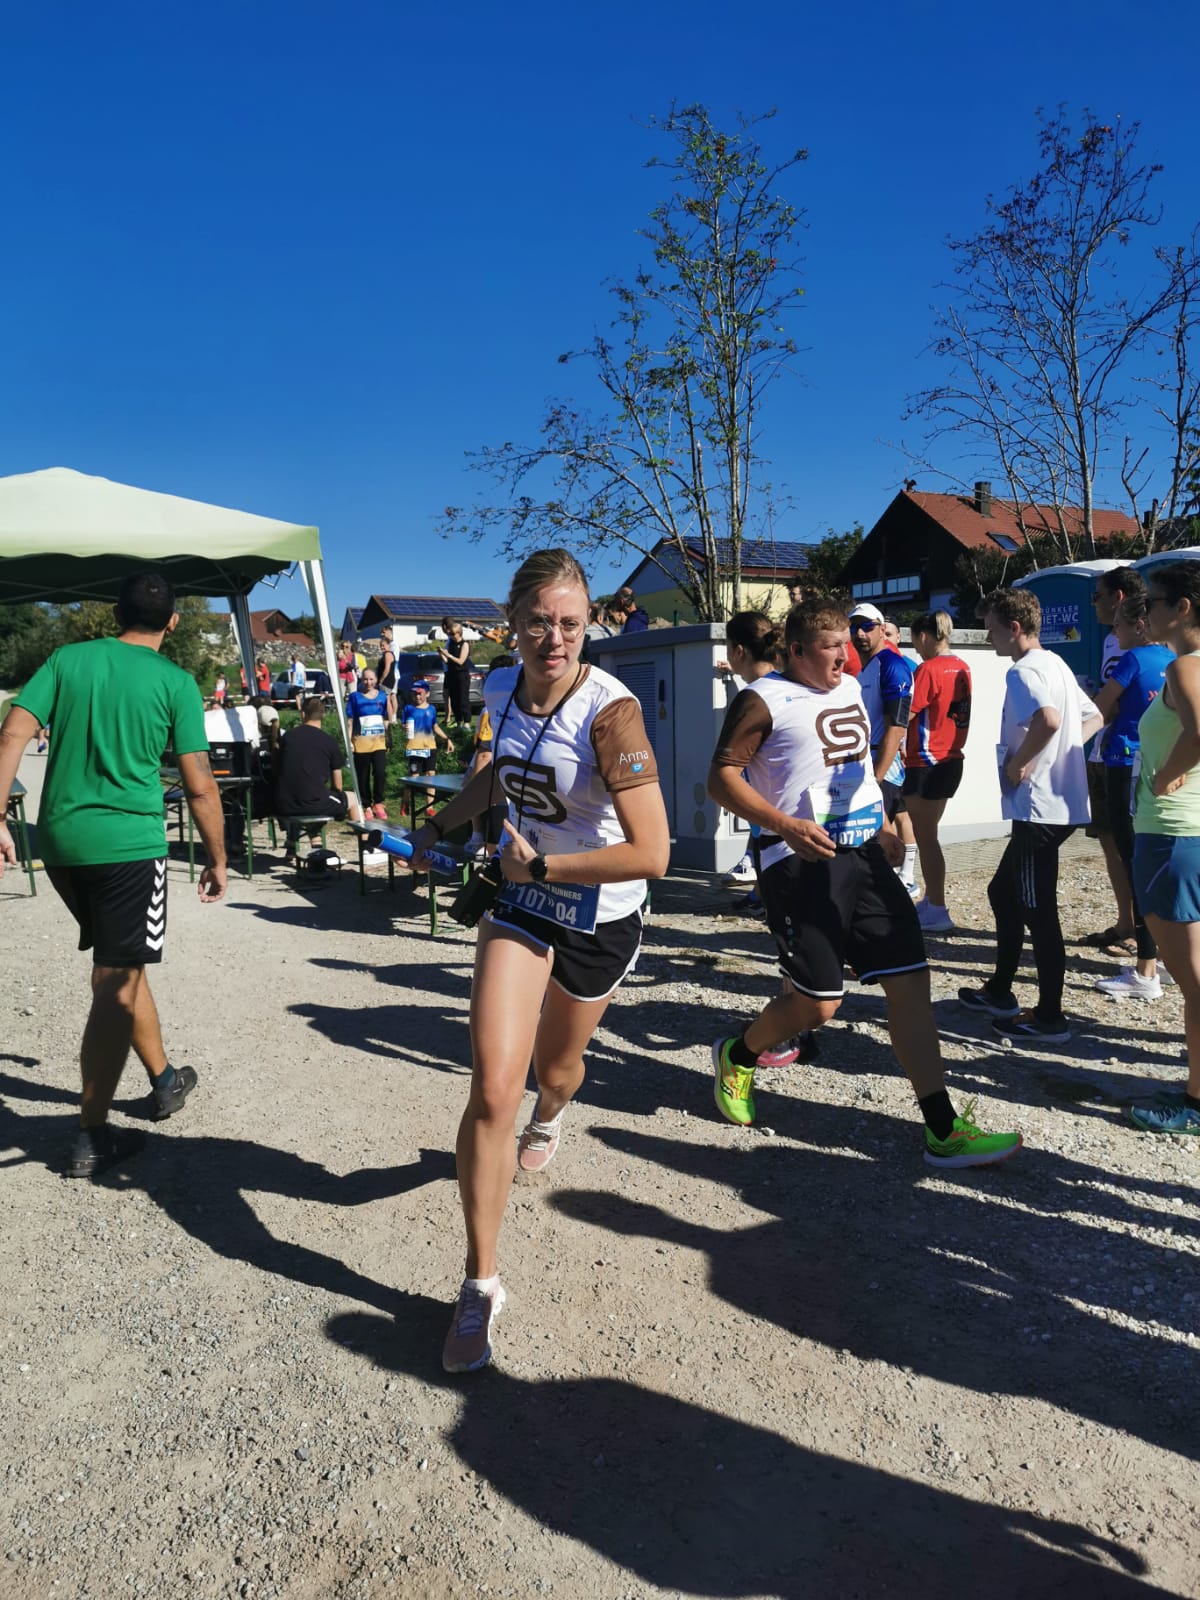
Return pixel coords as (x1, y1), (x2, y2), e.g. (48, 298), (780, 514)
(0, 829), (1197, 1600)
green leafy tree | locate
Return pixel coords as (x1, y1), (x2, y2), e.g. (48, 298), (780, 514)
(801, 524), (864, 598)
(0, 604), (58, 688)
(950, 546), (1036, 621)
(438, 104), (808, 620)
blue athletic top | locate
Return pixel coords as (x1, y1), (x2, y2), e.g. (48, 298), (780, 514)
(857, 648), (913, 786)
(1103, 645), (1173, 766)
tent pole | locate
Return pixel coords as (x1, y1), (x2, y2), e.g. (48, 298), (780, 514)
(301, 558), (361, 818)
(229, 593), (257, 702)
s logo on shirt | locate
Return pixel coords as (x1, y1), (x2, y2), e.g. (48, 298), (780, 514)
(496, 757), (569, 824)
(815, 704), (870, 767)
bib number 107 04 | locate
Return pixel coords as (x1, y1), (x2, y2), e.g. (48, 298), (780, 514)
(499, 879), (600, 934)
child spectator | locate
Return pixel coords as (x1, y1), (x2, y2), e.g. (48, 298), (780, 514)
(402, 679), (451, 812)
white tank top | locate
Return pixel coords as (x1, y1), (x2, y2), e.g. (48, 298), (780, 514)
(485, 665), (659, 922)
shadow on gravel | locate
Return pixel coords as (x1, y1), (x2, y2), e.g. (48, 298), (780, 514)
(324, 1299), (1158, 1600)
(0, 1070), (455, 1314)
(552, 1124), (1198, 1464)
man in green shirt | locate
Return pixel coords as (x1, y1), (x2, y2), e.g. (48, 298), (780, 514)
(0, 572), (227, 1177)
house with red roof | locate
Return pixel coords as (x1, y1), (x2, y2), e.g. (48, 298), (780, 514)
(839, 483), (1138, 618)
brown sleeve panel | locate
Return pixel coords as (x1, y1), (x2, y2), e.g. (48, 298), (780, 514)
(590, 697), (660, 791)
(712, 688), (774, 767)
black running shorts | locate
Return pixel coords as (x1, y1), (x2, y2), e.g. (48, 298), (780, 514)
(902, 759), (964, 802)
(879, 778), (906, 820)
(486, 903), (643, 1003)
(46, 857), (169, 967)
(1085, 761), (1111, 837)
(758, 841), (927, 999)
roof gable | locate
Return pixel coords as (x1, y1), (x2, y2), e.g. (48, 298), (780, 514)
(360, 594), (505, 627)
(897, 490), (1137, 551)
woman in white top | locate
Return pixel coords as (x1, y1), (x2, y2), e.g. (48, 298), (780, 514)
(407, 548), (670, 1373)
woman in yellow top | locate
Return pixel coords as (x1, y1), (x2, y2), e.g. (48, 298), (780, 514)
(1128, 563), (1200, 1136)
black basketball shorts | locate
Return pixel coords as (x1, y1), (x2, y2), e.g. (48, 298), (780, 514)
(46, 857), (169, 967)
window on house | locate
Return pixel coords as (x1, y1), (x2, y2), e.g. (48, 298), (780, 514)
(851, 581), (882, 599)
(886, 575), (919, 595)
(988, 533), (1020, 554)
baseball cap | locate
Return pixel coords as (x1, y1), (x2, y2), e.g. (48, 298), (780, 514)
(412, 678), (430, 691)
(848, 602), (886, 626)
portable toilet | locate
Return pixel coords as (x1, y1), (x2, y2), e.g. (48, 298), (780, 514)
(1134, 546), (1200, 584)
(1014, 560), (1120, 691)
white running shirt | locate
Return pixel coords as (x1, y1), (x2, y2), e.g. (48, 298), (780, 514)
(713, 671), (885, 872)
(485, 664), (659, 922)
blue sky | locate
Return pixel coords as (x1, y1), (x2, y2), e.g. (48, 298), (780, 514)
(3, 0), (1198, 622)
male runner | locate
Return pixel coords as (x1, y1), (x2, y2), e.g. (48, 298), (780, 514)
(850, 601), (918, 890)
(0, 572), (227, 1177)
(706, 599), (1020, 1168)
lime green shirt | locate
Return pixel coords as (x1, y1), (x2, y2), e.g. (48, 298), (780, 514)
(1133, 648), (1200, 836)
(15, 637), (208, 866)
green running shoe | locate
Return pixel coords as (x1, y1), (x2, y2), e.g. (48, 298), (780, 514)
(712, 1038), (756, 1126)
(924, 1097), (1022, 1169)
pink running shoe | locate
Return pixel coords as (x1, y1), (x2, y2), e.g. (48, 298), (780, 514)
(442, 1279), (507, 1373)
(757, 1040), (801, 1069)
(517, 1111), (563, 1172)
(372, 803), (388, 820)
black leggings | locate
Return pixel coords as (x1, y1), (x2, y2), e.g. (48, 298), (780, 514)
(1104, 764), (1157, 959)
(354, 748), (387, 807)
(987, 821), (1075, 1019)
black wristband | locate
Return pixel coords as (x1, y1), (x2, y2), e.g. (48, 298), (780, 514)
(425, 815), (445, 840)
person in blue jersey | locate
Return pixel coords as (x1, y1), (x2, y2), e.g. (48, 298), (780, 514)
(849, 602), (917, 892)
(707, 599), (1021, 1171)
(1091, 596), (1174, 1000)
(402, 680), (451, 811)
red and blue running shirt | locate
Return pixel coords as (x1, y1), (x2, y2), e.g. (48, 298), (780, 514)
(905, 654), (972, 768)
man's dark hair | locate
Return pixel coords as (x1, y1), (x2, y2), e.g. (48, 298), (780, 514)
(301, 697), (326, 722)
(115, 571), (176, 632)
(1098, 565), (1146, 600)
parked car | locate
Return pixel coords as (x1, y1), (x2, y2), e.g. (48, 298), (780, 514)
(393, 651), (485, 714)
(270, 669), (333, 704)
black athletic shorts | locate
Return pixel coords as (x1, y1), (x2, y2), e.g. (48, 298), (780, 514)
(46, 857), (168, 967)
(758, 840), (927, 1000)
(486, 903), (643, 1003)
(879, 778), (905, 820)
(902, 759), (964, 802)
(1086, 761), (1111, 837)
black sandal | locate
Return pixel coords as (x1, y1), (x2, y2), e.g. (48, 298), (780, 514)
(1083, 925), (1135, 949)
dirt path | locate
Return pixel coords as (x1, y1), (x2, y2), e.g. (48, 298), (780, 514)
(1, 836), (1196, 1599)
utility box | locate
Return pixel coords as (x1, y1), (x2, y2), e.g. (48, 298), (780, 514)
(588, 625), (747, 873)
(1014, 560), (1119, 691)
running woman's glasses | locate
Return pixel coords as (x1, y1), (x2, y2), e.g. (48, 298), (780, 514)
(519, 616), (585, 642)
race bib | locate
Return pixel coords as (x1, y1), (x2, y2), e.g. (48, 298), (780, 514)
(498, 878), (600, 934)
(808, 768), (883, 848)
(358, 713), (385, 739)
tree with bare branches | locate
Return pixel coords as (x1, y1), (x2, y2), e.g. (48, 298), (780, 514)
(907, 110), (1200, 564)
(437, 104), (808, 620)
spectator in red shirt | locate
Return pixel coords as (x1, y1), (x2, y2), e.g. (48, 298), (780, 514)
(903, 610), (972, 933)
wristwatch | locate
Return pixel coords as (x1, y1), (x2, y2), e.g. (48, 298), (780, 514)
(528, 854), (549, 883)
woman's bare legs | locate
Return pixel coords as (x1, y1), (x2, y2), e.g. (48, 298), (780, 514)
(1144, 914), (1200, 1099)
(907, 795), (949, 907)
(530, 981), (613, 1123)
(458, 922), (553, 1279)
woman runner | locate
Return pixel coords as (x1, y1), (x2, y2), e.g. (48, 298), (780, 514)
(407, 549), (669, 1372)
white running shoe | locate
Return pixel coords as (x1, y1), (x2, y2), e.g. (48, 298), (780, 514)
(916, 899), (955, 933)
(722, 852), (756, 886)
(464, 831), (486, 860)
(1094, 967), (1163, 1001)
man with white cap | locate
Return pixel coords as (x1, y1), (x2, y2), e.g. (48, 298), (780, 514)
(849, 602), (918, 891)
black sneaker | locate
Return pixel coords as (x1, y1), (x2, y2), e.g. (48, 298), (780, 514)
(992, 1009), (1072, 1045)
(150, 1064), (198, 1121)
(66, 1126), (145, 1179)
(958, 985), (1020, 1019)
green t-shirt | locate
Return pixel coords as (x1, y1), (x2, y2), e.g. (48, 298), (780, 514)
(15, 637), (208, 866)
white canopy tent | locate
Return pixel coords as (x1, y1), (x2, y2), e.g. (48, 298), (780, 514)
(0, 466), (356, 802)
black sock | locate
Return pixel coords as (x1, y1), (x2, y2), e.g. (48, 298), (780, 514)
(918, 1089), (956, 1141)
(1186, 1092), (1200, 1113)
(727, 1034), (758, 1070)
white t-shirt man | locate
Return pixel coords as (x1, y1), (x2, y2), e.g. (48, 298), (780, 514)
(999, 648), (1099, 824)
